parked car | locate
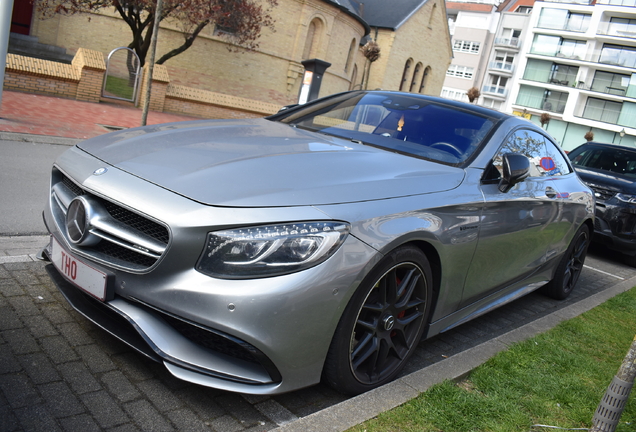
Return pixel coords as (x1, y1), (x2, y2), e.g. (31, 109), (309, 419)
(41, 91), (593, 396)
(568, 141), (636, 265)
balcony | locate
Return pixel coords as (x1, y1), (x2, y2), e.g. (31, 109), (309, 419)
(596, 0), (636, 5)
(597, 25), (636, 39)
(488, 62), (514, 74)
(482, 85), (507, 97)
(494, 38), (521, 48)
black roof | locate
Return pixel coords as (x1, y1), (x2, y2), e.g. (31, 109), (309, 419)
(322, 0), (371, 34)
(358, 0), (430, 30)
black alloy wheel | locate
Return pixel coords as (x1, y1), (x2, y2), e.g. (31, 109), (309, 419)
(543, 224), (590, 300)
(323, 246), (431, 395)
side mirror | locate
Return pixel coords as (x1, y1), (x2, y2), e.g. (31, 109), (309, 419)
(498, 153), (530, 193)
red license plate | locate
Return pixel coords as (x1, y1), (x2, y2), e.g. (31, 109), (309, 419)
(51, 237), (107, 301)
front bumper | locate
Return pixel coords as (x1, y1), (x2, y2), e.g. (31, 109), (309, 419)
(594, 202), (636, 255)
(42, 148), (380, 394)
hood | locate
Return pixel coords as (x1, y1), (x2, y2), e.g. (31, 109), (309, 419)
(77, 119), (465, 207)
(574, 167), (636, 195)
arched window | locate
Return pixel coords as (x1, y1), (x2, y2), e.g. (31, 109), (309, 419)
(345, 38), (357, 73)
(349, 64), (358, 90)
(410, 62), (423, 93)
(419, 66), (431, 94)
(399, 58), (413, 92)
(302, 19), (322, 59)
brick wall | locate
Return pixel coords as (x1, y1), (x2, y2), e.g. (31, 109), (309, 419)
(3, 51), (281, 118)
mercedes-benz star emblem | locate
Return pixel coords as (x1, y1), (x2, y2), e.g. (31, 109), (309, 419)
(66, 196), (100, 246)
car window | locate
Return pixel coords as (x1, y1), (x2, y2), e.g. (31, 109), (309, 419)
(543, 139), (572, 176)
(277, 92), (497, 165)
(489, 129), (551, 179)
(570, 146), (636, 178)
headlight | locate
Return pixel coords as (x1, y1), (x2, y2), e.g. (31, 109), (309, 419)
(197, 221), (350, 278)
(616, 193), (636, 204)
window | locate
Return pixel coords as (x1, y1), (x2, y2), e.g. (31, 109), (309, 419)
(583, 98), (622, 124)
(607, 17), (636, 37)
(538, 9), (590, 33)
(303, 19), (322, 59)
(523, 60), (578, 86)
(530, 35), (586, 59)
(591, 71), (632, 95)
(484, 75), (507, 95)
(419, 66), (431, 94)
(442, 87), (469, 102)
(453, 40), (481, 54)
(482, 98), (502, 110)
(345, 39), (357, 73)
(599, 44), (636, 68)
(446, 64), (474, 79)
(492, 51), (514, 71)
(491, 130), (552, 179)
(516, 6), (532, 13)
(496, 28), (521, 47)
(550, 63), (578, 86)
(410, 63), (423, 93)
(400, 59), (413, 91)
(516, 85), (567, 113)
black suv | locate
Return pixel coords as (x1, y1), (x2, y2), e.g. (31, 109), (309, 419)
(568, 142), (636, 265)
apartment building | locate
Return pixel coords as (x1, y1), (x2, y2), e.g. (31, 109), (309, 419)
(442, 1), (500, 102)
(502, 0), (636, 150)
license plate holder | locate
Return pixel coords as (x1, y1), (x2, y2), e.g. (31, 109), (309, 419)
(50, 237), (110, 301)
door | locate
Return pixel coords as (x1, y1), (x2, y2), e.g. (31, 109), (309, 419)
(461, 129), (563, 306)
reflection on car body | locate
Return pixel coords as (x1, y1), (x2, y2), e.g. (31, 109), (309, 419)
(41, 91), (594, 395)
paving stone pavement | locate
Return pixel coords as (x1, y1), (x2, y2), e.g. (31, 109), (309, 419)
(1, 237), (635, 431)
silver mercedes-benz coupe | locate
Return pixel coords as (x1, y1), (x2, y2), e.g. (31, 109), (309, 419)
(41, 91), (594, 395)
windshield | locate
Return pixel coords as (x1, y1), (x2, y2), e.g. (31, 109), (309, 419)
(275, 92), (496, 164)
(570, 145), (636, 178)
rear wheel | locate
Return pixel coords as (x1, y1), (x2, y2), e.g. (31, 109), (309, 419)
(323, 246), (432, 395)
(542, 224), (590, 300)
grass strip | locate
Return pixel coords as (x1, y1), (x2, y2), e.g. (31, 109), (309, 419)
(349, 287), (636, 432)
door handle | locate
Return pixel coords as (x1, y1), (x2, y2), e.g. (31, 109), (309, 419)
(546, 187), (557, 198)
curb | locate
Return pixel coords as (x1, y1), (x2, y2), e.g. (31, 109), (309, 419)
(273, 274), (636, 432)
(0, 235), (49, 263)
(0, 131), (80, 146)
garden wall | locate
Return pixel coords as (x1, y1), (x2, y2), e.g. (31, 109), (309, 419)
(3, 49), (282, 119)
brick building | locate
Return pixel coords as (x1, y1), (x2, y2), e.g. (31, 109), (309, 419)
(14, 0), (451, 107)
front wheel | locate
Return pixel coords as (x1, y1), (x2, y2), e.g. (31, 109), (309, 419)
(323, 246), (432, 395)
(542, 224), (590, 300)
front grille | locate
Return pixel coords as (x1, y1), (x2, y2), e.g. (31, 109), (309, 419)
(103, 202), (170, 244)
(51, 167), (170, 271)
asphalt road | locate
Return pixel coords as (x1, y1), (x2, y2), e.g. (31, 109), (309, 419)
(0, 139), (72, 235)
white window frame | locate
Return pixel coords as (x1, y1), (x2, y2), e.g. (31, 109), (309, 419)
(446, 64), (474, 79)
(453, 40), (481, 54)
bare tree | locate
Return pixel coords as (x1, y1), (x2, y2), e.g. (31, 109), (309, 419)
(466, 87), (480, 103)
(36, 0), (278, 66)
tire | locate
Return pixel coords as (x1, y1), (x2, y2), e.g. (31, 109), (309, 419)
(542, 224), (590, 300)
(322, 246), (432, 395)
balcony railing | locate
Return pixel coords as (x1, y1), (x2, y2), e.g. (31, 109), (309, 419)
(494, 37), (520, 48)
(597, 24), (636, 39)
(482, 85), (507, 97)
(488, 62), (514, 73)
(596, 0), (636, 5)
